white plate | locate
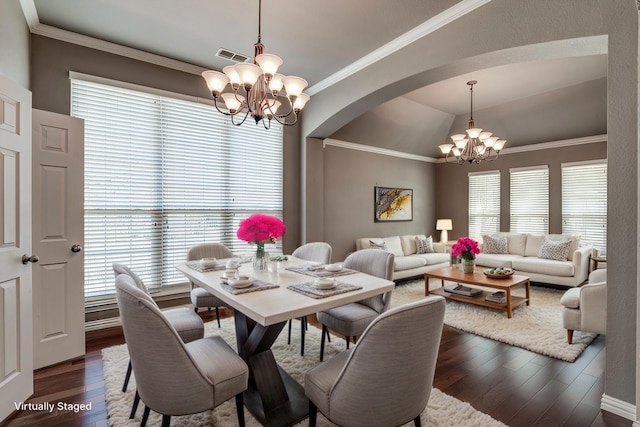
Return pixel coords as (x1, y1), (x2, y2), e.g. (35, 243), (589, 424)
(200, 257), (218, 267)
(314, 282), (337, 290)
(314, 277), (336, 290)
(228, 278), (253, 288)
(324, 263), (342, 272)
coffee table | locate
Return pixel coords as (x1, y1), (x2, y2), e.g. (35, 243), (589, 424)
(424, 267), (530, 318)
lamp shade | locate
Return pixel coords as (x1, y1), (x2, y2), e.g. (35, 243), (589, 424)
(436, 219), (452, 230)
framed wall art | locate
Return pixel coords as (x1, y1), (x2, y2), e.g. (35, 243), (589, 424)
(374, 186), (413, 222)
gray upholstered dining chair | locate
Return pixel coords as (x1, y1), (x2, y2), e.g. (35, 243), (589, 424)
(115, 274), (249, 427)
(112, 263), (204, 417)
(316, 248), (395, 361)
(306, 296), (446, 427)
(288, 242), (333, 356)
(188, 243), (234, 327)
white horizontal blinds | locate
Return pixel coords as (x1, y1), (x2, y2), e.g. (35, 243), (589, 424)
(510, 166), (549, 235)
(468, 171), (500, 240)
(72, 78), (283, 297)
(562, 161), (607, 252)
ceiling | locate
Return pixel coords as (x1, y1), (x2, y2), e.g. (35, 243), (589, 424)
(29, 0), (608, 157)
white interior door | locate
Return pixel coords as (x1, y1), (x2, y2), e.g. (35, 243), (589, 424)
(32, 109), (85, 369)
(0, 75), (33, 421)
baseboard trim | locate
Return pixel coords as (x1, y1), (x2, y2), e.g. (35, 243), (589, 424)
(601, 393), (637, 421)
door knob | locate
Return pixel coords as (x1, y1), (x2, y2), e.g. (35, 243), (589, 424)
(22, 255), (39, 264)
(71, 244), (83, 253)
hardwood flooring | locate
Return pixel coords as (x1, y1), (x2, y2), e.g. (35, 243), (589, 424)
(1, 307), (632, 427)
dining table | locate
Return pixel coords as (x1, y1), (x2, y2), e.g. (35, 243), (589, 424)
(177, 256), (395, 427)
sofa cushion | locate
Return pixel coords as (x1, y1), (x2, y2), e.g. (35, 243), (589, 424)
(415, 236), (435, 254)
(394, 256), (427, 271)
(368, 239), (387, 250)
(525, 234), (545, 257)
(484, 233), (527, 256)
(547, 234), (580, 261)
(408, 253), (449, 266)
(400, 234), (426, 255)
(475, 253), (522, 268)
(512, 257), (575, 277)
(538, 238), (572, 261)
(382, 236), (404, 257)
(482, 235), (508, 254)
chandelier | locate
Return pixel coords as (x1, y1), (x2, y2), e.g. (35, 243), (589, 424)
(201, 0), (310, 128)
(439, 80), (506, 164)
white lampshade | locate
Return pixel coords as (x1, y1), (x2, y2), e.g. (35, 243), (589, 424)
(235, 63), (263, 87)
(221, 93), (244, 112)
(436, 219), (453, 243)
(269, 73), (285, 93)
(483, 136), (499, 148)
(222, 65), (242, 87)
(452, 147), (461, 156)
(264, 99), (282, 118)
(282, 76), (308, 98)
(201, 70), (230, 95)
(255, 54), (283, 77)
(293, 93), (310, 111)
(493, 140), (506, 151)
(439, 144), (453, 154)
(466, 128), (483, 139)
(478, 131), (493, 141)
(450, 134), (466, 142)
(454, 138), (468, 149)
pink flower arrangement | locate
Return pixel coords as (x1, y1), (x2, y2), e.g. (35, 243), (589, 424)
(237, 214), (286, 245)
(450, 237), (480, 260)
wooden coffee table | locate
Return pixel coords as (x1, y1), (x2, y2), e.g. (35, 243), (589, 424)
(424, 267), (530, 318)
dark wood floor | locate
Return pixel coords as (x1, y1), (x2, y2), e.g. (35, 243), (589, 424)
(1, 307), (632, 427)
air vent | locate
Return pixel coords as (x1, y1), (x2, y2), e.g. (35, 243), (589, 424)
(215, 48), (250, 63)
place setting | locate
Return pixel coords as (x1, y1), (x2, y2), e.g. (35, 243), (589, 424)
(286, 262), (358, 278)
(287, 276), (363, 299)
(219, 267), (279, 295)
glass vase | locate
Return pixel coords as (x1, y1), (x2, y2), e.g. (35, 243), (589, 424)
(461, 257), (475, 273)
(252, 242), (268, 272)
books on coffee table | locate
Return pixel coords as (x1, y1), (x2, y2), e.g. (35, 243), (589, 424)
(485, 291), (507, 304)
(444, 284), (483, 297)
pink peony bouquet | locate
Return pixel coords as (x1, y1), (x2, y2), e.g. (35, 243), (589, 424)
(236, 214), (286, 245)
(450, 237), (480, 261)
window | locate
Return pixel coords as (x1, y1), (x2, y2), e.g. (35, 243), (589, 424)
(510, 166), (549, 234)
(71, 77), (283, 298)
(468, 171), (500, 240)
(562, 160), (607, 252)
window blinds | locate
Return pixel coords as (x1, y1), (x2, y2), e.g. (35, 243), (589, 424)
(510, 166), (549, 235)
(71, 78), (283, 298)
(562, 160), (607, 252)
(468, 171), (500, 240)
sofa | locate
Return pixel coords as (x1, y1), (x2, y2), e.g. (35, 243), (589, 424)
(475, 232), (593, 287)
(355, 235), (450, 281)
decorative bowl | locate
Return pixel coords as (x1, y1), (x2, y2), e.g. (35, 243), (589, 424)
(228, 277), (253, 288)
(324, 263), (342, 272)
(199, 257), (217, 267)
(483, 268), (514, 279)
(313, 277), (336, 290)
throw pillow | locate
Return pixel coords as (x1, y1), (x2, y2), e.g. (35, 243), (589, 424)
(483, 235), (508, 254)
(369, 240), (387, 250)
(415, 236), (434, 254)
(538, 238), (572, 261)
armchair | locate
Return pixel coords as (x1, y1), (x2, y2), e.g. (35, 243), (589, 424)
(561, 269), (607, 344)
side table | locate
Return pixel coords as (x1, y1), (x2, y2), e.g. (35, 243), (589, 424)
(590, 255), (607, 272)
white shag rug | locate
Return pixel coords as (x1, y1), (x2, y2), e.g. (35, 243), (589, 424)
(393, 279), (597, 363)
(103, 317), (506, 426)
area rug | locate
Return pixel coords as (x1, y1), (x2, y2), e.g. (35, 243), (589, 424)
(103, 318), (506, 426)
(392, 279), (597, 362)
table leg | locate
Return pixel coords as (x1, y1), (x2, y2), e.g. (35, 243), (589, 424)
(506, 288), (513, 318)
(424, 274), (430, 296)
(525, 279), (531, 306)
(234, 310), (308, 427)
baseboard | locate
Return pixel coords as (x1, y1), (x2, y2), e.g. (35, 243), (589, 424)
(601, 393), (637, 421)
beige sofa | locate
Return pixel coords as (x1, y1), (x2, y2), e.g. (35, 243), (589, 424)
(355, 235), (450, 281)
(475, 232), (593, 287)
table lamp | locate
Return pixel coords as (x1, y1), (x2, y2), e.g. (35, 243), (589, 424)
(436, 219), (452, 243)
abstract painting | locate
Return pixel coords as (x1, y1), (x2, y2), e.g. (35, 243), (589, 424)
(374, 187), (413, 222)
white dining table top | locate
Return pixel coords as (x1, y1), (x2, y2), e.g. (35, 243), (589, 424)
(177, 256), (395, 326)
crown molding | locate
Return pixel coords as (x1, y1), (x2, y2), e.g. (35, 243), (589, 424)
(306, 0), (492, 95)
(18, 0), (39, 32)
(324, 135), (607, 164)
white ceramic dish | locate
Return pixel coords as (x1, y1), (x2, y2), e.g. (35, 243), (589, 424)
(199, 257), (217, 267)
(226, 259), (240, 269)
(314, 277), (336, 290)
(324, 263), (342, 272)
(228, 277), (253, 288)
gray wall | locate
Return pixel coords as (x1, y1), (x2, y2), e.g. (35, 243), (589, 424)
(29, 35), (301, 253)
(435, 141), (607, 239)
(0, 0), (30, 88)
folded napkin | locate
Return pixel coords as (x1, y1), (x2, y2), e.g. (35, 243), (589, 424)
(287, 281), (362, 299)
(221, 279), (279, 295)
(286, 265), (358, 278)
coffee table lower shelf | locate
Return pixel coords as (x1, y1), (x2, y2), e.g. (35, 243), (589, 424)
(429, 287), (528, 317)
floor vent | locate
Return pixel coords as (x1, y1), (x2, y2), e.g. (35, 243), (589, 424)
(215, 48), (250, 63)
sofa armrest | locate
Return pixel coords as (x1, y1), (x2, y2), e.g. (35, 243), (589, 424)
(580, 281), (607, 334)
(432, 242), (447, 253)
(572, 245), (593, 285)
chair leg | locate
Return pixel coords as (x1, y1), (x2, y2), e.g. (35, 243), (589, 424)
(567, 329), (574, 344)
(194, 307), (198, 313)
(414, 415), (422, 426)
(309, 400), (318, 427)
(215, 306), (221, 328)
(287, 319), (293, 344)
(300, 317), (305, 356)
(320, 325), (327, 361)
(345, 336), (350, 349)
(130, 390), (140, 419)
(235, 393), (245, 427)
(141, 406), (151, 427)
(161, 414), (171, 427)
(123, 360), (133, 392)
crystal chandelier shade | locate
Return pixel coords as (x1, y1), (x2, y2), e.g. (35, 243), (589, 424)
(439, 80), (506, 164)
(201, 0), (309, 128)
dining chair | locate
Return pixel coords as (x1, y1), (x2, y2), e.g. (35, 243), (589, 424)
(188, 243), (234, 327)
(115, 274), (249, 427)
(288, 242), (333, 356)
(112, 263), (204, 418)
(306, 296), (446, 427)
(316, 248), (395, 361)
